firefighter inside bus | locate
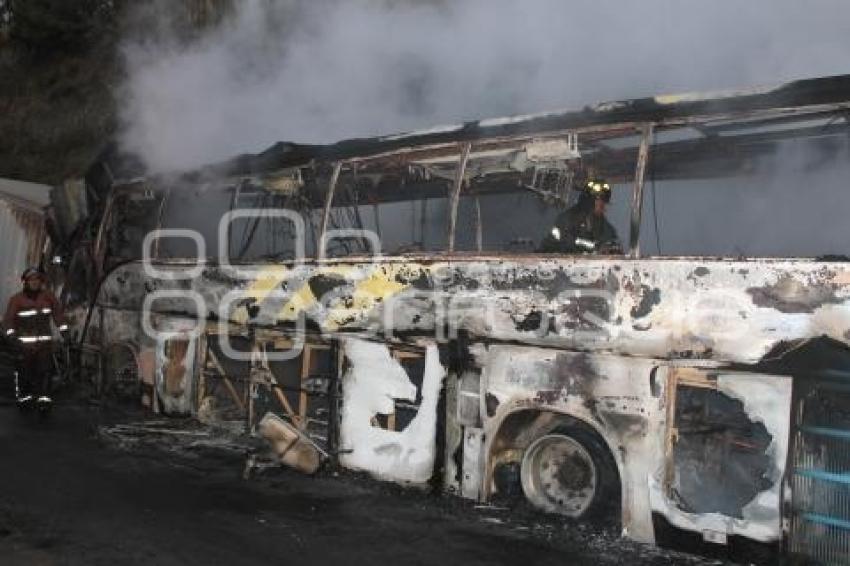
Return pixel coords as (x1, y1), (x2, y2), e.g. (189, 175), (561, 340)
(539, 176), (622, 254)
(3, 267), (67, 413)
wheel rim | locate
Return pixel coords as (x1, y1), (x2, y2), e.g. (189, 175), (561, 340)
(520, 434), (597, 517)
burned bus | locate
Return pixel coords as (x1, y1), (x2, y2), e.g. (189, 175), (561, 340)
(52, 74), (850, 563)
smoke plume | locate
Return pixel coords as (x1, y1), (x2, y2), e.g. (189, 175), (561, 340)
(119, 0), (850, 173)
(119, 0), (850, 256)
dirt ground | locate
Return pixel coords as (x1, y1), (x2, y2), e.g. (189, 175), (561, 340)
(0, 400), (734, 566)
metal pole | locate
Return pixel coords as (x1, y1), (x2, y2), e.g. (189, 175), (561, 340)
(629, 124), (653, 259)
(327, 339), (341, 469)
(474, 197), (483, 252)
(318, 162), (342, 260)
(93, 188), (116, 280)
(225, 180), (242, 262)
(446, 142), (472, 253)
(152, 187), (172, 260)
(419, 197), (427, 248)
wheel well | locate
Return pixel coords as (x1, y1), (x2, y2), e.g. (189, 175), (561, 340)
(487, 409), (623, 517)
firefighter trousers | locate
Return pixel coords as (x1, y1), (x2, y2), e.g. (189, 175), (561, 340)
(16, 346), (54, 400)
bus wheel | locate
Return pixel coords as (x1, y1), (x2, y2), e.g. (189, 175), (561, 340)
(520, 427), (617, 519)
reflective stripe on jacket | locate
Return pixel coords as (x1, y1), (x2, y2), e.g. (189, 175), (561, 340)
(3, 291), (65, 343)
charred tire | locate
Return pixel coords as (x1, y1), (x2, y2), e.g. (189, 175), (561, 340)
(520, 425), (619, 521)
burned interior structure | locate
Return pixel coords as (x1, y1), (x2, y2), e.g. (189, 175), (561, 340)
(49, 74), (850, 563)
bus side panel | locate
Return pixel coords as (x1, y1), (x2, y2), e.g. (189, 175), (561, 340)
(475, 345), (664, 543)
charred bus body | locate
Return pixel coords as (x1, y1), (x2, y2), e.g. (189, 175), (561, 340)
(53, 74), (850, 562)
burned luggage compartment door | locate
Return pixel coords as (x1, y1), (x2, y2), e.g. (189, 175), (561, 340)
(248, 339), (337, 453)
(339, 338), (445, 485)
(659, 368), (792, 543)
(197, 335), (252, 426)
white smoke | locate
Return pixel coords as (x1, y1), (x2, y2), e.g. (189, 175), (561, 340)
(119, 0), (850, 174)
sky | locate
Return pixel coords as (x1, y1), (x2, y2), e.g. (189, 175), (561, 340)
(120, 0), (850, 172)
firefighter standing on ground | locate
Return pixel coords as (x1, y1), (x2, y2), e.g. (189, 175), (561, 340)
(540, 178), (622, 254)
(3, 267), (67, 410)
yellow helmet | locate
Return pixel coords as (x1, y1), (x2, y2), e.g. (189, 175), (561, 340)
(584, 178), (612, 203)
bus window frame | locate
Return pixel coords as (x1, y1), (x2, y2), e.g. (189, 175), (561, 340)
(310, 127), (652, 262)
(101, 124), (653, 267)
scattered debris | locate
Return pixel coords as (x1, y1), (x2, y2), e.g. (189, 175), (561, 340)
(258, 412), (322, 475)
(98, 418), (251, 461)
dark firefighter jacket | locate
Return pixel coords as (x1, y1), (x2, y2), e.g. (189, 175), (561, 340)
(539, 203), (621, 254)
(3, 290), (66, 348)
